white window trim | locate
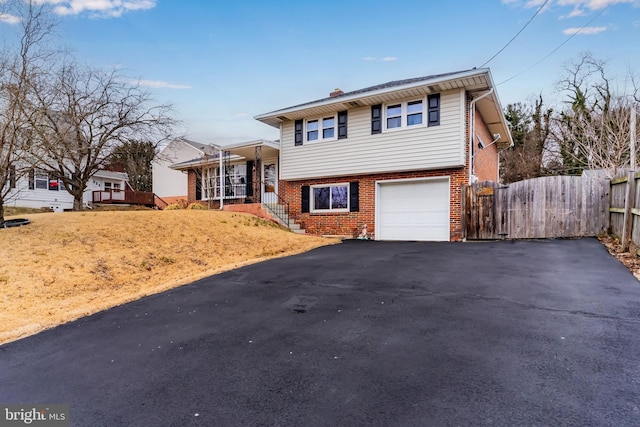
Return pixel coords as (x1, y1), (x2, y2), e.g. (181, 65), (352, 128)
(310, 182), (349, 213)
(383, 98), (426, 132)
(305, 115), (337, 143)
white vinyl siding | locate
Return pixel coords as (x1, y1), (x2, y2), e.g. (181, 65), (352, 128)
(280, 89), (465, 180)
(6, 173), (75, 210)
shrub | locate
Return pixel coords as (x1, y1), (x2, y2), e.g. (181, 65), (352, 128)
(164, 203), (183, 210)
(187, 202), (208, 210)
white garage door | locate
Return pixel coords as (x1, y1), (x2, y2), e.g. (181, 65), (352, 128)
(377, 178), (450, 241)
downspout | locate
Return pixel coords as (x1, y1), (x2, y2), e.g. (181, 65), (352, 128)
(219, 150), (224, 210)
(469, 88), (494, 182)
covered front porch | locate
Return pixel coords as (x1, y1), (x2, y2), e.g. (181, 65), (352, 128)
(170, 139), (299, 231)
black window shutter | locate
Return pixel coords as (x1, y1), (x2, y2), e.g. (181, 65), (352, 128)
(9, 166), (16, 189)
(301, 185), (310, 213)
(246, 160), (254, 197)
(371, 104), (382, 134)
(28, 169), (34, 190)
(338, 111), (348, 139)
(428, 94), (440, 127)
(294, 120), (304, 146)
(349, 181), (359, 212)
(195, 173), (202, 200)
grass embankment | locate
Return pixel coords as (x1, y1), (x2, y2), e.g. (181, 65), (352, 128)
(0, 210), (338, 344)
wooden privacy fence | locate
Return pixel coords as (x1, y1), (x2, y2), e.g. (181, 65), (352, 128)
(610, 171), (640, 250)
(463, 176), (610, 240)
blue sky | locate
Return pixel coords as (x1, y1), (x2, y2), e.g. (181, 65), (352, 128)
(2, 0), (639, 144)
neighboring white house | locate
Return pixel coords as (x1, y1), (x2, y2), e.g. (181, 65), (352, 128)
(5, 168), (129, 211)
(152, 138), (219, 204)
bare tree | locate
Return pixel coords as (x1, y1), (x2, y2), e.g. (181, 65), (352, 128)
(551, 53), (640, 177)
(0, 0), (56, 223)
(25, 63), (178, 210)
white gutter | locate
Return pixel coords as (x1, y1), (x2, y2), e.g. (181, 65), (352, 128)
(468, 88), (494, 182)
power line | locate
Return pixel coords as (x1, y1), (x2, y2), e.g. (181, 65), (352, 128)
(498, 4), (612, 86)
(479, 0), (551, 68)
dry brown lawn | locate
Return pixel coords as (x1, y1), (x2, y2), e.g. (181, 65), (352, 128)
(0, 209), (339, 345)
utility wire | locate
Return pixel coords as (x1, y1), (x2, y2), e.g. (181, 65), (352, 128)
(498, 3), (612, 86)
(479, 0), (551, 68)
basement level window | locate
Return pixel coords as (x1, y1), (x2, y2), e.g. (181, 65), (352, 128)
(311, 183), (348, 212)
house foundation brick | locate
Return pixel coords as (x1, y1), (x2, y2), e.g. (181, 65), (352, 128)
(279, 168), (469, 241)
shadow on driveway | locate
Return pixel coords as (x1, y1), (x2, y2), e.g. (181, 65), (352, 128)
(2, 238), (640, 426)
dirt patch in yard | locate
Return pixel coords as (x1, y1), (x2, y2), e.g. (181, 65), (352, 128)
(0, 210), (338, 345)
(598, 235), (640, 281)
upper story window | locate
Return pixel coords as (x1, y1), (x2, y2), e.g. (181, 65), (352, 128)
(407, 100), (423, 125)
(295, 112), (347, 146)
(306, 116), (336, 143)
(307, 120), (319, 141)
(384, 99), (424, 131)
(372, 93), (439, 135)
(322, 117), (335, 139)
(386, 104), (402, 129)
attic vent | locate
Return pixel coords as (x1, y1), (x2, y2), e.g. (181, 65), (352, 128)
(428, 85), (441, 92)
(276, 116), (288, 121)
(347, 101), (361, 107)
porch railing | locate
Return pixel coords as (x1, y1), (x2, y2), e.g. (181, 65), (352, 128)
(261, 187), (290, 229)
(92, 190), (155, 206)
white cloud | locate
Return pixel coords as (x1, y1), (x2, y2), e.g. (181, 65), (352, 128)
(509, 0), (637, 11)
(234, 112), (250, 118)
(564, 6), (586, 16)
(0, 13), (20, 24)
(557, 0), (635, 10)
(562, 25), (608, 33)
(362, 56), (399, 62)
(39, 0), (156, 18)
(135, 79), (192, 89)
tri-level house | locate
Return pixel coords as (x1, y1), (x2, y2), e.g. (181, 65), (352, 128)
(254, 68), (512, 241)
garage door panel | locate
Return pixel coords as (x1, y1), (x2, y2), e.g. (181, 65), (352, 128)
(377, 179), (450, 241)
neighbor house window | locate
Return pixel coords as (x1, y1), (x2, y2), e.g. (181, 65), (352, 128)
(305, 116), (337, 142)
(35, 170), (48, 189)
(311, 183), (349, 212)
(384, 99), (426, 130)
(48, 175), (59, 191)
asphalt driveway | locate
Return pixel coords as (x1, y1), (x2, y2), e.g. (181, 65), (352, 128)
(2, 238), (640, 426)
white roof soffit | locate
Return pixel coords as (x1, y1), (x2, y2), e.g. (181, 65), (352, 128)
(255, 69), (493, 128)
(221, 139), (279, 151)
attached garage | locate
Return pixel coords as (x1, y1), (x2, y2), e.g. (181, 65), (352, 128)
(376, 177), (450, 241)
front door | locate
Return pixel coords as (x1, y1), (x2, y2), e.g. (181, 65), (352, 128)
(262, 161), (277, 204)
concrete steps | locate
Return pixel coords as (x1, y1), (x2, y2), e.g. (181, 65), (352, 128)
(263, 203), (305, 234)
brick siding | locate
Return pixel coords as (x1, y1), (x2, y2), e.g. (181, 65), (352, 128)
(279, 167), (468, 241)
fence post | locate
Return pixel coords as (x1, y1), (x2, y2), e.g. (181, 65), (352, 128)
(622, 171), (636, 252)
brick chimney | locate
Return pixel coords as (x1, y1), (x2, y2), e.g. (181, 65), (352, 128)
(330, 88), (344, 98)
